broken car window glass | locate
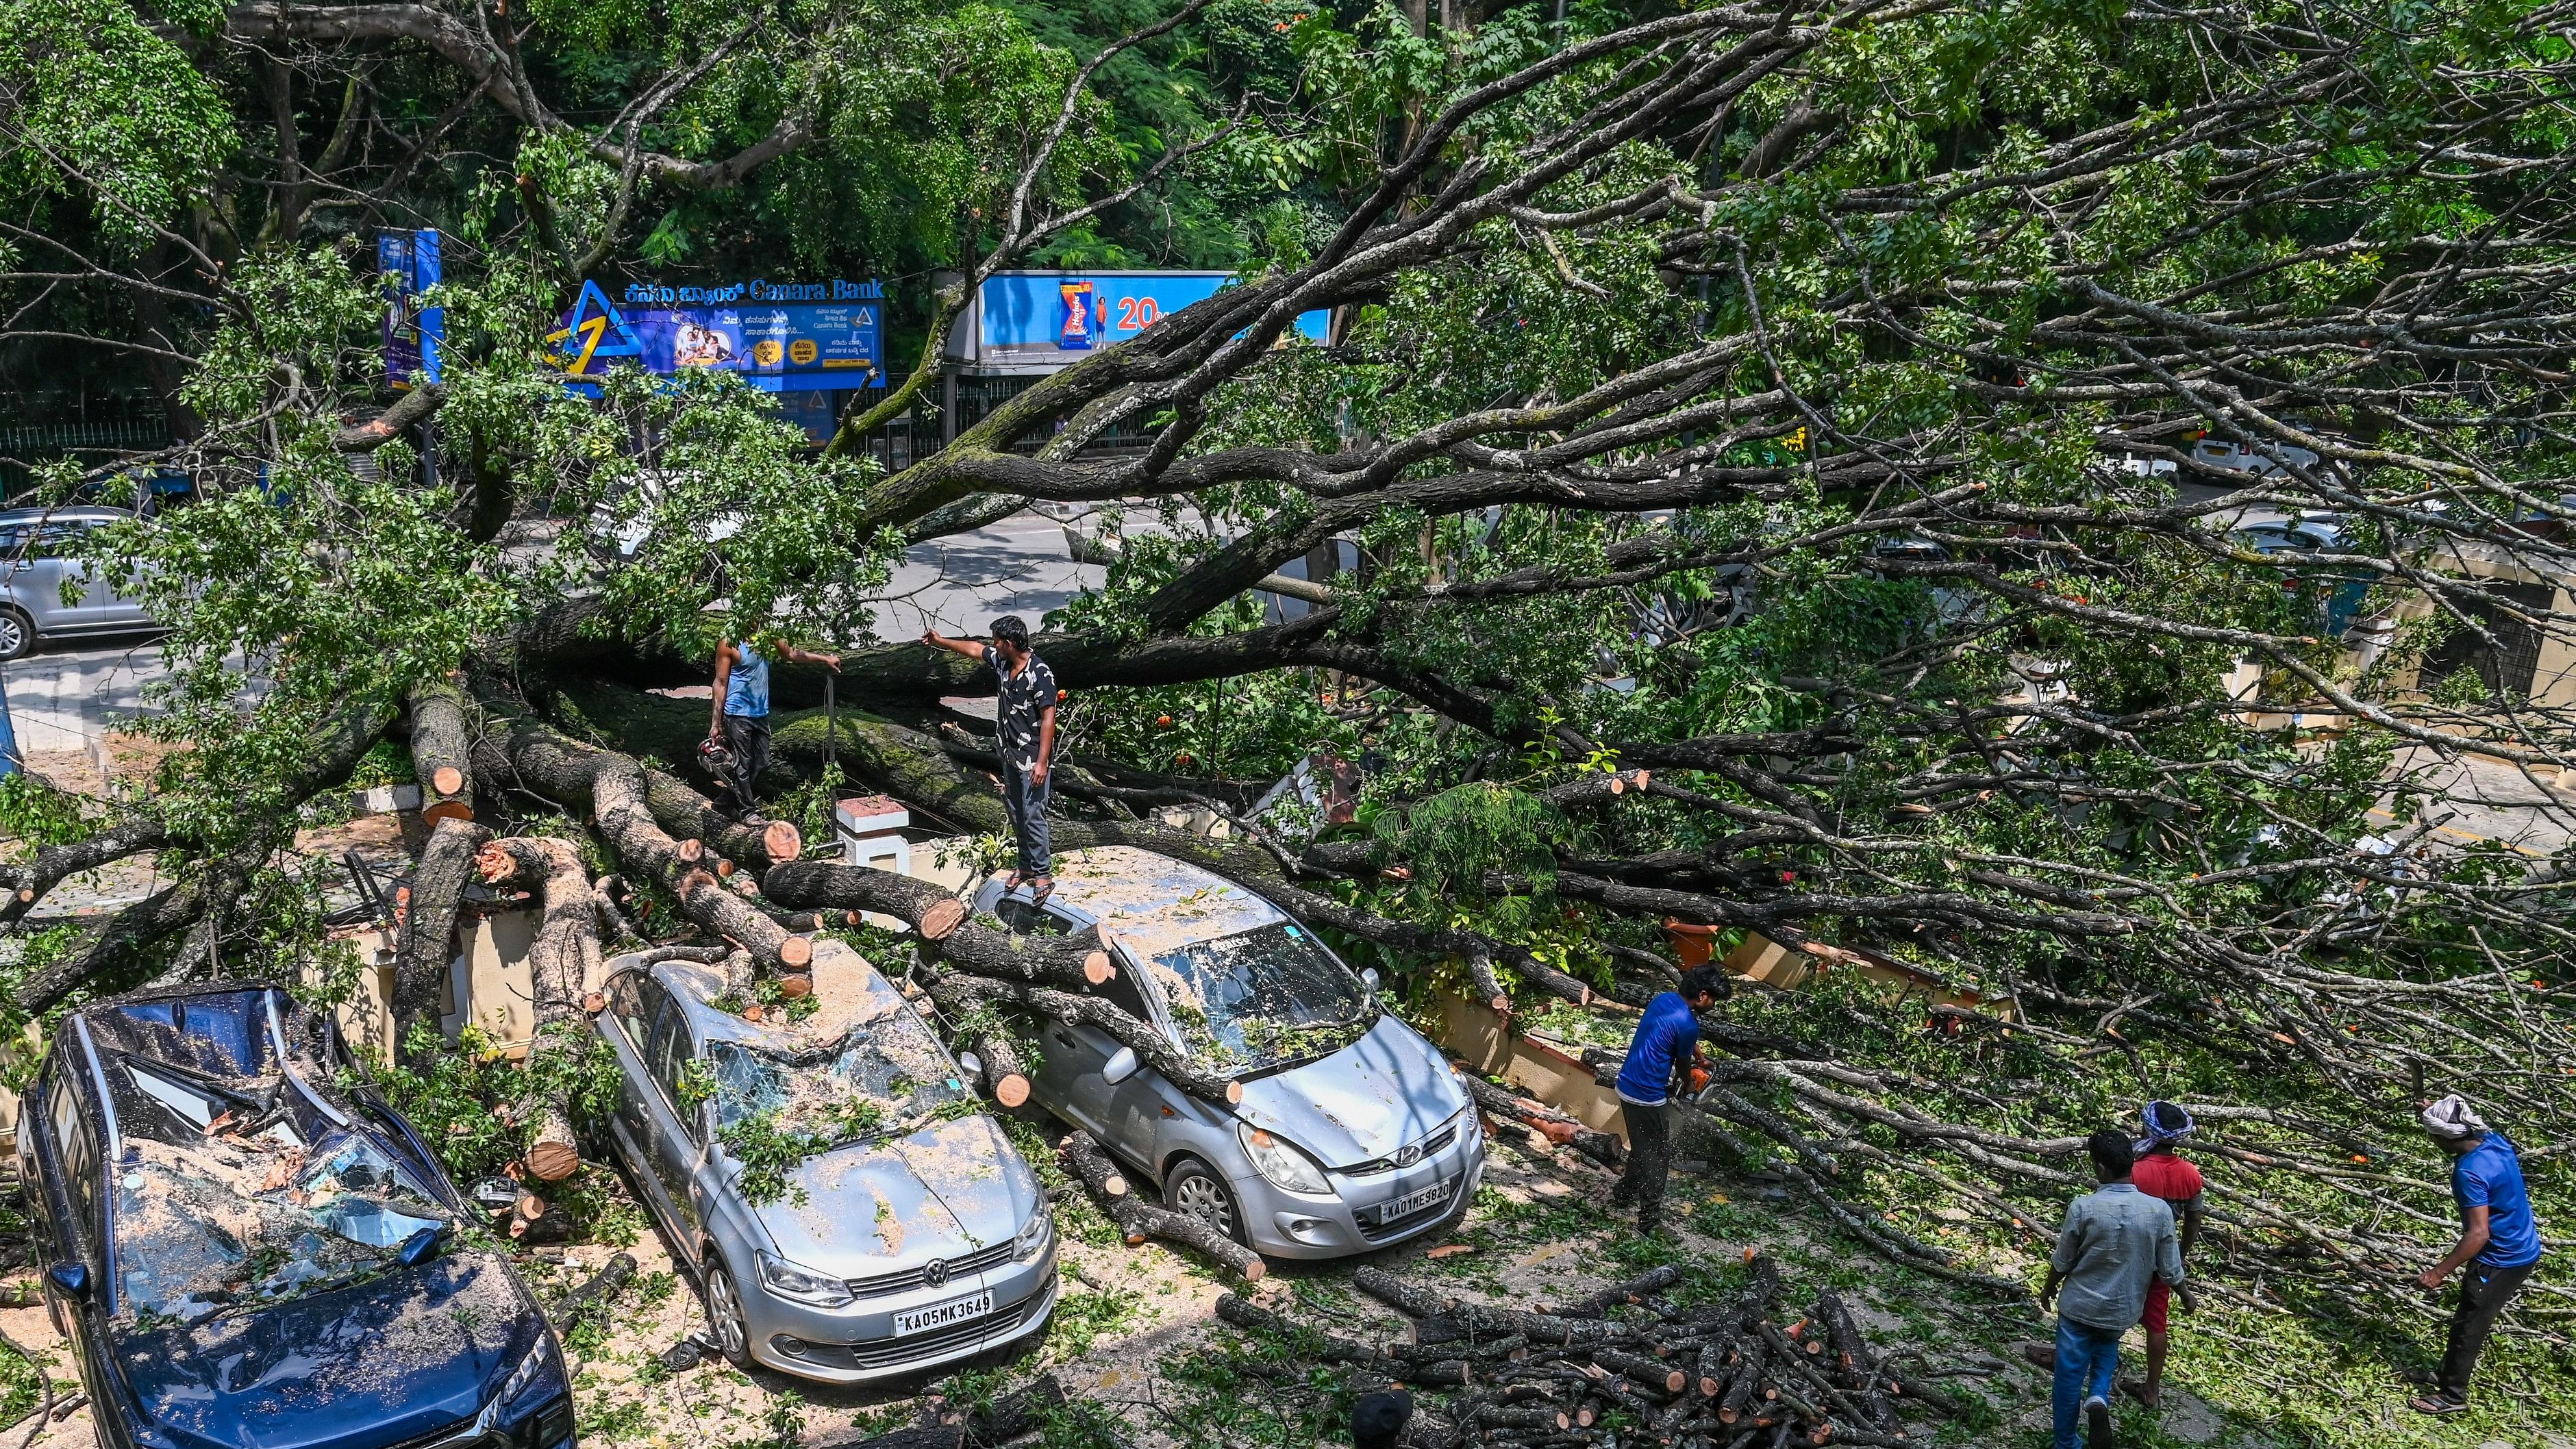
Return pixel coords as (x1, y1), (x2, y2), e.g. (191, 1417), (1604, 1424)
(1150, 922), (1368, 1068)
(703, 1009), (967, 1144)
(108, 1055), (450, 1327)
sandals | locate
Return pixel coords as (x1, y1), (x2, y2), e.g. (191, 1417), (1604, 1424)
(1027, 878), (1056, 905)
(2407, 1394), (2468, 1416)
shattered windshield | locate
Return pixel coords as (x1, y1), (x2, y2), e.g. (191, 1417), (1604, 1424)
(1149, 921), (1371, 1068)
(705, 1010), (968, 1146)
(112, 1123), (449, 1326)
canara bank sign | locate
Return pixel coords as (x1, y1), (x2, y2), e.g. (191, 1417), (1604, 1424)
(621, 279), (884, 305)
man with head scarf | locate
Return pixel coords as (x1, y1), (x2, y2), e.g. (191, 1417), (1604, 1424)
(2127, 1101), (2204, 1409)
(2410, 1094), (2543, 1415)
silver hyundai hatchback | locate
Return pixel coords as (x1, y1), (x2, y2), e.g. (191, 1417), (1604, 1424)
(974, 846), (1484, 1260)
(593, 942), (1057, 1383)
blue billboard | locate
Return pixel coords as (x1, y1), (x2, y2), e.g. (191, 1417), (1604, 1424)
(551, 279), (884, 392)
(974, 271), (1327, 366)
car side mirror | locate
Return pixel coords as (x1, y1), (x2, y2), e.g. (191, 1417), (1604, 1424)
(1360, 967), (1381, 993)
(46, 1262), (86, 1299)
(397, 1225), (447, 1267)
(1101, 1046), (1140, 1085)
(958, 1051), (984, 1080)
(468, 1177), (521, 1214)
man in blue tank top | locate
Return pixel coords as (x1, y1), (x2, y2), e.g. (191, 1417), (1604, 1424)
(708, 632), (840, 820)
(1609, 966), (1726, 1235)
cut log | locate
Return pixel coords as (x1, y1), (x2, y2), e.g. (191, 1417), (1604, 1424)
(1557, 1263), (1687, 1318)
(408, 675), (477, 822)
(475, 836), (603, 1179)
(1058, 1127), (1129, 1200)
(1352, 1267), (1627, 1346)
(1214, 1295), (1404, 1378)
(1594, 1347), (1686, 1396)
(1466, 953), (1510, 1014)
(913, 964), (1033, 1109)
(965, 1372), (1068, 1447)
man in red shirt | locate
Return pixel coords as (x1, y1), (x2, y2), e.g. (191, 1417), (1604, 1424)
(2128, 1100), (2205, 1408)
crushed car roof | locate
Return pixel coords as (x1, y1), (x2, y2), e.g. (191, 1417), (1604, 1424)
(1039, 845), (1285, 957)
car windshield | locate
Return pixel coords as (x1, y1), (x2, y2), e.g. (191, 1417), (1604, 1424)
(1150, 921), (1371, 1069)
(704, 1009), (968, 1144)
(112, 1124), (449, 1327)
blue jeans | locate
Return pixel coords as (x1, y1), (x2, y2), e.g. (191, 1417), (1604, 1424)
(2052, 1317), (2122, 1448)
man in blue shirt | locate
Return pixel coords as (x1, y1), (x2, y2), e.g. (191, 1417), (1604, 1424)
(1609, 966), (1725, 1235)
(2412, 1094), (2544, 1415)
(708, 633), (840, 820)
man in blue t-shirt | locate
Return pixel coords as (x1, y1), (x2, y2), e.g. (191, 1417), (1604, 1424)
(2411, 1094), (2544, 1415)
(1609, 966), (1726, 1235)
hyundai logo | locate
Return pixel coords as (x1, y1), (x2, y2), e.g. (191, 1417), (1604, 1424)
(921, 1258), (949, 1289)
(1393, 1144), (1423, 1168)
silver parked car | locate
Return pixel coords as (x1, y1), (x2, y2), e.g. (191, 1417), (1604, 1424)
(975, 846), (1485, 1260)
(593, 947), (1057, 1383)
(0, 506), (159, 661)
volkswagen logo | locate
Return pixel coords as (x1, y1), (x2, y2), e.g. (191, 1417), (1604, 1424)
(921, 1258), (949, 1289)
(1393, 1144), (1423, 1168)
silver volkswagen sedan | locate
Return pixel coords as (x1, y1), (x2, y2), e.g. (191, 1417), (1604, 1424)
(975, 846), (1484, 1260)
(593, 944), (1057, 1383)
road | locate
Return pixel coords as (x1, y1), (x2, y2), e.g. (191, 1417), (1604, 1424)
(0, 512), (1107, 771)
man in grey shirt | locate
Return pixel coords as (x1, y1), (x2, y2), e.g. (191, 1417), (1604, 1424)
(2040, 1129), (2194, 1448)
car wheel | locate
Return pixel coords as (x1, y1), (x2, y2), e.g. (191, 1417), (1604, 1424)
(0, 608), (34, 663)
(702, 1260), (756, 1370)
(1163, 1156), (1245, 1245)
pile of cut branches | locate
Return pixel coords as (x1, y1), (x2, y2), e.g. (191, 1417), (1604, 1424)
(1212, 1255), (1958, 1448)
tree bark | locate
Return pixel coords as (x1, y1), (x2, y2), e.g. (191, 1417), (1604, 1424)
(475, 836), (601, 1181)
(1060, 1129), (1265, 1281)
(408, 675), (477, 822)
(468, 694), (812, 975)
(397, 816), (490, 1059)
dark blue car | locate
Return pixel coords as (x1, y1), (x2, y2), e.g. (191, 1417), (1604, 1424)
(16, 983), (575, 1449)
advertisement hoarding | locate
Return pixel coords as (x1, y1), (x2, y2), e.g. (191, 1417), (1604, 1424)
(973, 271), (1328, 367)
(551, 279), (884, 392)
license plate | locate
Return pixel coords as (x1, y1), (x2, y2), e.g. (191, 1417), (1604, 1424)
(893, 1291), (992, 1335)
(1377, 1176), (1453, 1224)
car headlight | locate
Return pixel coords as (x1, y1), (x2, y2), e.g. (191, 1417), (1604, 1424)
(1015, 1209), (1055, 1263)
(499, 1346), (548, 1405)
(755, 1251), (854, 1308)
(1236, 1122), (1331, 1194)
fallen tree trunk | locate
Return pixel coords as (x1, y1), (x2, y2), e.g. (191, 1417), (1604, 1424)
(475, 836), (603, 1181)
(1060, 1129), (1264, 1282)
(468, 692), (812, 978)
(396, 816), (490, 1059)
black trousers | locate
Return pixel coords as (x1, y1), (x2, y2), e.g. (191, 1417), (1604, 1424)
(2438, 1259), (2536, 1398)
(1614, 1098), (1671, 1228)
(721, 713), (771, 815)
(1003, 761), (1051, 877)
